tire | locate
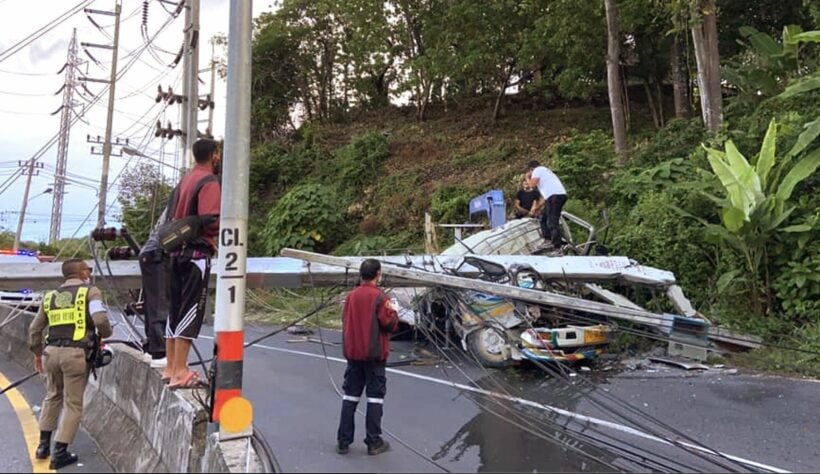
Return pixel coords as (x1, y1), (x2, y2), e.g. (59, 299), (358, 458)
(466, 326), (517, 369)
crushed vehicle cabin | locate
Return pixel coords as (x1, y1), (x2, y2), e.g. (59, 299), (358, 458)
(285, 190), (713, 369)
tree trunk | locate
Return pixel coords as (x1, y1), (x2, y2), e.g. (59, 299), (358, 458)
(671, 34), (692, 118)
(644, 78), (661, 129)
(492, 62), (515, 123)
(621, 67), (631, 132)
(605, 0), (627, 160)
(691, 0), (722, 132)
(655, 78), (665, 127)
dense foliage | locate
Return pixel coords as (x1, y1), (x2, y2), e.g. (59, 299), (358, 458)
(233, 0), (820, 372)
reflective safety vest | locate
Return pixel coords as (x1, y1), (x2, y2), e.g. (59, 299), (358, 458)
(43, 285), (89, 342)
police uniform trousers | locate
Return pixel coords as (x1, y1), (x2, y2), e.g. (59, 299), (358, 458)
(39, 346), (89, 444)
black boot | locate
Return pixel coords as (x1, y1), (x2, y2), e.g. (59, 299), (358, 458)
(35, 431), (51, 459)
(49, 442), (78, 469)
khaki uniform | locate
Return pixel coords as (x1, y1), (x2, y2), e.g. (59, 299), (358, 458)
(28, 278), (112, 445)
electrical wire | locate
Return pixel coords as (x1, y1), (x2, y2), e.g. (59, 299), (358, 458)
(0, 7), (180, 202)
(404, 258), (765, 472)
(0, 0), (94, 65)
(0, 68), (55, 76)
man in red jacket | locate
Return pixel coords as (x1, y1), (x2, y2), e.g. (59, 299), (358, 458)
(336, 259), (399, 456)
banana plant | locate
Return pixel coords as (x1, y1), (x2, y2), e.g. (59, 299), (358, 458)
(700, 119), (820, 315)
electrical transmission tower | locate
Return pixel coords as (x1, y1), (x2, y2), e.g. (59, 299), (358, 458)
(49, 28), (85, 244)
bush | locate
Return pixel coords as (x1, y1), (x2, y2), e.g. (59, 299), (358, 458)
(333, 235), (391, 256)
(430, 185), (480, 225)
(630, 118), (707, 169)
(609, 190), (716, 309)
(371, 168), (427, 232)
(261, 183), (345, 255)
(336, 132), (390, 204)
(549, 131), (616, 204)
(249, 142), (325, 208)
(773, 237), (820, 326)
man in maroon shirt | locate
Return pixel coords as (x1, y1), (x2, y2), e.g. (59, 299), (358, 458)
(165, 139), (221, 389)
(336, 259), (399, 456)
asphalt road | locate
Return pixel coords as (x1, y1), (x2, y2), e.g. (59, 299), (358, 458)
(183, 323), (819, 473)
(31, 312), (815, 473)
(0, 353), (113, 473)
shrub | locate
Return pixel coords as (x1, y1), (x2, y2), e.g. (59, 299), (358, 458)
(261, 183), (345, 255)
(609, 190), (716, 309)
(549, 131), (616, 204)
(333, 235), (392, 256)
(430, 185), (480, 225)
(371, 168), (427, 232)
(336, 132), (390, 204)
(773, 234), (820, 326)
(630, 118), (707, 169)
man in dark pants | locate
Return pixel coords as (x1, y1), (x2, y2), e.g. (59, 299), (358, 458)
(527, 160), (568, 248)
(336, 259), (399, 456)
(138, 211), (170, 368)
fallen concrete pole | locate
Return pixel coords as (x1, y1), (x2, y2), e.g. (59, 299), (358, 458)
(0, 254), (695, 292)
(281, 248), (681, 332)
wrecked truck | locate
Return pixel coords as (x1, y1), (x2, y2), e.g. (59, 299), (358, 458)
(392, 214), (706, 368)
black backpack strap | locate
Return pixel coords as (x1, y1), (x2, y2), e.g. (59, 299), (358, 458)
(164, 185), (181, 224)
(187, 174), (219, 216)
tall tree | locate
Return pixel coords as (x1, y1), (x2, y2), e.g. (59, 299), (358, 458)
(690, 0), (723, 132)
(671, 33), (692, 118)
(605, 0), (628, 160)
(117, 163), (172, 244)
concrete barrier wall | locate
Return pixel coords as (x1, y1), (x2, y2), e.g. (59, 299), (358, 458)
(0, 305), (38, 370)
(0, 306), (264, 473)
(83, 345), (209, 473)
(202, 433), (264, 473)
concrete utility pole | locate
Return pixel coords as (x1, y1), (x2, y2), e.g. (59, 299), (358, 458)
(86, 1), (121, 228)
(207, 38), (216, 137)
(13, 159), (38, 251)
(181, 0), (200, 159)
(213, 0), (253, 440)
(50, 29), (82, 244)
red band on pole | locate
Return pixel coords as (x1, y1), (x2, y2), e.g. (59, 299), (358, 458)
(217, 330), (244, 361)
(213, 388), (241, 422)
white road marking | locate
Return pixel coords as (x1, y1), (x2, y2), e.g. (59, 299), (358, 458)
(194, 332), (789, 474)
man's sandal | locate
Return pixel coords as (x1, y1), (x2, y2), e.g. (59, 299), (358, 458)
(168, 371), (207, 390)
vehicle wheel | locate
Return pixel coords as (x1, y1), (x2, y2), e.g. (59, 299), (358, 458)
(466, 326), (517, 369)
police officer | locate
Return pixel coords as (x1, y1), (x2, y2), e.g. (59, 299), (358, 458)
(29, 259), (112, 469)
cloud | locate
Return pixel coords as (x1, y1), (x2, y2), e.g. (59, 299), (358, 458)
(27, 36), (68, 64)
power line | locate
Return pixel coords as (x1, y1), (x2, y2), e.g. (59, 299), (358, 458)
(0, 0), (94, 65)
(0, 90), (55, 97)
(0, 68), (55, 76)
(0, 8), (181, 202)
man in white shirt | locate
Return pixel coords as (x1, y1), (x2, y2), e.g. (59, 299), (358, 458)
(526, 160), (567, 248)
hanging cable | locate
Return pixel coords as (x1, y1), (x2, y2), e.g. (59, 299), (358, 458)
(0, 0), (94, 65)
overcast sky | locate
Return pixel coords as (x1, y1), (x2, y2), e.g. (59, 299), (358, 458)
(0, 0), (272, 244)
